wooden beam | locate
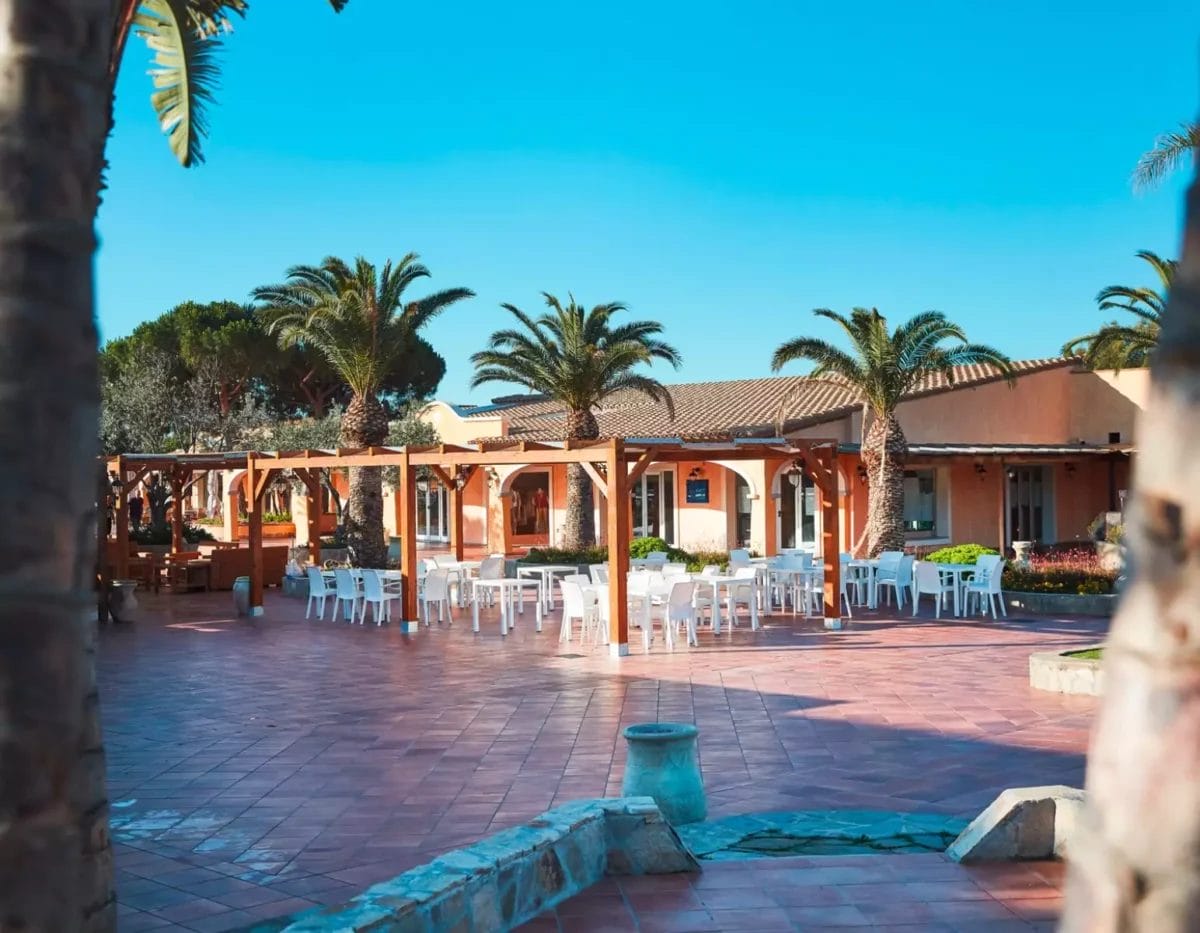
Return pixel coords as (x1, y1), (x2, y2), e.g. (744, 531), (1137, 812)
(605, 439), (630, 655)
(398, 451), (419, 626)
(580, 461), (607, 490)
(112, 455), (131, 580)
(428, 464), (453, 488)
(626, 447), (659, 486)
(97, 466), (112, 622)
(448, 464), (465, 562)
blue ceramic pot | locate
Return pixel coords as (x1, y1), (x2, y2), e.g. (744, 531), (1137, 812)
(621, 722), (706, 824)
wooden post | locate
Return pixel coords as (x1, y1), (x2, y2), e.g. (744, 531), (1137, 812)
(298, 470), (322, 565)
(97, 466), (111, 623)
(169, 468), (184, 555)
(114, 456), (130, 580)
(817, 448), (842, 629)
(247, 456), (264, 615)
(397, 450), (419, 630)
(605, 440), (630, 655)
(449, 470), (465, 562)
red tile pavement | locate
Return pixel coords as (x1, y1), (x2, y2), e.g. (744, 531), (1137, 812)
(100, 589), (1103, 931)
(520, 855), (1064, 931)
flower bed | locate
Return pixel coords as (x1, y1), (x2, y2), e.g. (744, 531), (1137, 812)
(1003, 547), (1118, 596)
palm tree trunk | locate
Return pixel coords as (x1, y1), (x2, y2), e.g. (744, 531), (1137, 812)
(862, 412), (907, 556)
(1060, 162), (1200, 932)
(0, 0), (116, 929)
(563, 408), (599, 549)
(340, 392), (389, 568)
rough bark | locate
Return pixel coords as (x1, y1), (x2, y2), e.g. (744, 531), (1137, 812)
(563, 408), (599, 549)
(0, 1), (117, 929)
(340, 392), (389, 567)
(1061, 162), (1200, 932)
(861, 412), (907, 556)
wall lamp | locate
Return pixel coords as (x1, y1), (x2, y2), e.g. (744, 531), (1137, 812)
(974, 463), (987, 480)
(855, 464), (868, 485)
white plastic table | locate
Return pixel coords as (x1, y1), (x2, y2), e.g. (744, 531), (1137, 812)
(934, 563), (977, 617)
(516, 564), (579, 610)
(694, 574), (759, 634)
(471, 577), (543, 635)
(767, 565), (819, 615)
(845, 559), (878, 608)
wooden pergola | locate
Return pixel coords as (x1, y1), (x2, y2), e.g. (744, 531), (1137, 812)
(104, 437), (843, 653)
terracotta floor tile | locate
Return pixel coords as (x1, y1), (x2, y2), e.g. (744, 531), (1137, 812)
(104, 589), (1099, 925)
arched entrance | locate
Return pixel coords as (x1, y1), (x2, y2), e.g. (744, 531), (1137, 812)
(773, 462), (820, 550)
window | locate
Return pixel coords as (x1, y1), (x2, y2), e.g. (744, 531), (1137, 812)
(734, 475), (752, 547)
(902, 470), (937, 538)
(631, 470), (676, 544)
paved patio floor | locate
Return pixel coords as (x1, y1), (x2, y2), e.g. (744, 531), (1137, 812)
(102, 589), (1104, 932)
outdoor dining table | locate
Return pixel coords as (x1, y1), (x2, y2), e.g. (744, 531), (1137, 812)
(845, 559), (879, 608)
(516, 564), (579, 611)
(471, 577), (543, 635)
(693, 574), (760, 634)
(765, 564), (820, 615)
(933, 563), (977, 617)
(436, 559), (482, 606)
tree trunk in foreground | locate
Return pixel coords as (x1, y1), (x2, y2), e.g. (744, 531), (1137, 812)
(1061, 165), (1200, 931)
(563, 408), (600, 549)
(340, 392), (389, 568)
(862, 412), (907, 556)
(0, 0), (116, 929)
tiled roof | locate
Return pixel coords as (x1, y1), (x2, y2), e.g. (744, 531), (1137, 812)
(461, 358), (1073, 443)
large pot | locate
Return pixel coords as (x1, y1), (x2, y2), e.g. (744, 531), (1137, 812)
(109, 580), (138, 623)
(621, 722), (706, 825)
(232, 576), (251, 616)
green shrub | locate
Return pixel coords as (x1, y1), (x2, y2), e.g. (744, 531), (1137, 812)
(130, 522), (214, 545)
(262, 511), (293, 524)
(686, 550), (729, 573)
(629, 536), (670, 559)
(522, 546), (607, 565)
(1002, 567), (1116, 596)
(926, 543), (998, 565)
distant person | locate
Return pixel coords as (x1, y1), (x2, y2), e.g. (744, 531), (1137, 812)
(128, 492), (143, 530)
(533, 486), (549, 535)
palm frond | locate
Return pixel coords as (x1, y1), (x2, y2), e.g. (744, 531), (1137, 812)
(1132, 122), (1200, 191)
(134, 0), (220, 167)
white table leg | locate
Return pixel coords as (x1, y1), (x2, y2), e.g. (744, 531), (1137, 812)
(535, 586), (543, 632)
(711, 581), (722, 635)
(472, 594), (481, 633)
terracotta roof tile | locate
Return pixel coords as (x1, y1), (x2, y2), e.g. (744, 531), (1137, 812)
(460, 358), (1072, 443)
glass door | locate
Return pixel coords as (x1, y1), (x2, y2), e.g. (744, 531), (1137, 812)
(779, 469), (818, 550)
(1007, 467), (1047, 544)
(631, 471), (676, 544)
(416, 481), (448, 543)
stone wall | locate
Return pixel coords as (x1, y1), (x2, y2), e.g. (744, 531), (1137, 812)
(1004, 591), (1116, 617)
(249, 797), (698, 932)
(1029, 648), (1104, 696)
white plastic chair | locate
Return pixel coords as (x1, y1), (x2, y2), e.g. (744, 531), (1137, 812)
(912, 561), (955, 618)
(333, 569), (361, 622)
(589, 564), (608, 584)
(876, 555), (915, 610)
(724, 567), (759, 630)
(361, 570), (400, 626)
(559, 579), (595, 644)
(965, 555), (1007, 617)
(645, 580), (695, 650)
(305, 566), (331, 620)
(729, 548), (750, 564)
(420, 569), (454, 626)
(662, 562), (687, 576)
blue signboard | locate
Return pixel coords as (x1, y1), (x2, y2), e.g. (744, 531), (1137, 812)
(685, 479), (709, 504)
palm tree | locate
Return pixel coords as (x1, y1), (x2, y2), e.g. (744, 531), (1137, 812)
(771, 309), (1012, 556)
(471, 295), (681, 548)
(1061, 149), (1200, 932)
(111, 0), (349, 166)
(254, 256), (473, 568)
(1063, 250), (1175, 370)
(1132, 121), (1199, 191)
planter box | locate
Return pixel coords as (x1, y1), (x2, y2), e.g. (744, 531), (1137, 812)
(236, 522), (296, 540)
(1005, 591), (1117, 618)
(1030, 647), (1104, 696)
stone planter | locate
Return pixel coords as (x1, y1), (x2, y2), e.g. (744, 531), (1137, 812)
(1011, 541), (1033, 568)
(621, 723), (706, 825)
(1030, 646), (1104, 696)
(109, 580), (138, 622)
(320, 548), (351, 567)
(1004, 591), (1117, 618)
(1095, 541), (1125, 573)
(232, 576), (251, 616)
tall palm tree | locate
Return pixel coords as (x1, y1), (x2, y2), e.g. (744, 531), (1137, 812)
(471, 295), (681, 548)
(254, 256), (473, 568)
(112, 1), (349, 166)
(772, 309), (1012, 556)
(1063, 250), (1175, 370)
(1132, 121), (1199, 191)
(1061, 146), (1200, 933)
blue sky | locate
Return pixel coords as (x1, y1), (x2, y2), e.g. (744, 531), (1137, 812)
(98, 0), (1199, 403)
